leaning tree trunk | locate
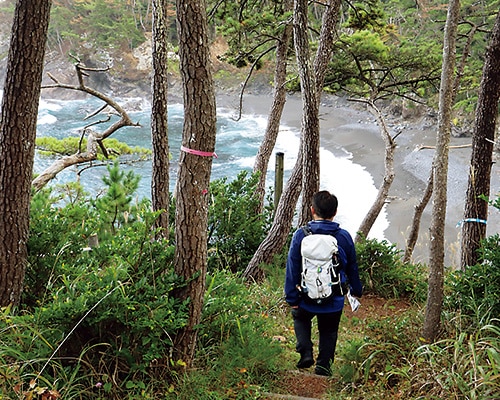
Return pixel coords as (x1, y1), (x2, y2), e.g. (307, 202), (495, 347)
(243, 147), (304, 281)
(423, 0), (460, 343)
(253, 0), (293, 212)
(0, 0), (52, 307)
(173, 0), (217, 367)
(294, 0), (320, 226)
(313, 0), (341, 93)
(461, 10), (500, 268)
(356, 101), (396, 242)
(151, 0), (170, 238)
(403, 168), (434, 263)
(298, 0), (341, 225)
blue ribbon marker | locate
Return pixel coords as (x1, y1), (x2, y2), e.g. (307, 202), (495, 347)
(456, 218), (488, 228)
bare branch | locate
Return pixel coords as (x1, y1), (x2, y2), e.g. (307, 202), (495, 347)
(34, 62), (141, 192)
(234, 45), (277, 121)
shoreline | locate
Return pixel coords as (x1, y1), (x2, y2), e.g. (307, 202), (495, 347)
(221, 91), (500, 267)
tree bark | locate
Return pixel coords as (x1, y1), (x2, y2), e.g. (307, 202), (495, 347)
(0, 0), (52, 307)
(403, 168), (433, 263)
(151, 0), (171, 238)
(173, 0), (217, 367)
(356, 101), (396, 241)
(404, 21), (478, 262)
(299, 0), (341, 225)
(423, 0), (460, 343)
(243, 147), (304, 281)
(460, 10), (500, 268)
(294, 0), (320, 226)
(253, 0), (293, 213)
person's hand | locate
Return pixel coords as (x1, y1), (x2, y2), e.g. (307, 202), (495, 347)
(291, 305), (299, 309)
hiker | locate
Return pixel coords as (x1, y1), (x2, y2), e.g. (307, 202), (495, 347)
(284, 190), (363, 376)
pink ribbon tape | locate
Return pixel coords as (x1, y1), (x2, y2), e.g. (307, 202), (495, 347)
(181, 145), (218, 158)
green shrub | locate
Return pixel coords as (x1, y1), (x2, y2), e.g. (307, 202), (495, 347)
(356, 236), (427, 302)
(26, 186), (99, 309)
(92, 161), (142, 234)
(207, 171), (273, 273)
(25, 206), (188, 396)
(18, 166), (189, 397)
(445, 234), (500, 323)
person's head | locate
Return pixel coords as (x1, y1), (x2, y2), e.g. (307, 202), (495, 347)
(311, 190), (338, 220)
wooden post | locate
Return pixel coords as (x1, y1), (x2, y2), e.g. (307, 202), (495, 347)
(274, 152), (284, 211)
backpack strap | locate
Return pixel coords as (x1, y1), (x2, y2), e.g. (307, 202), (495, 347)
(301, 225), (312, 236)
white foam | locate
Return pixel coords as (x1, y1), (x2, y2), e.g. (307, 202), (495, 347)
(320, 148), (388, 239)
(37, 113), (58, 125)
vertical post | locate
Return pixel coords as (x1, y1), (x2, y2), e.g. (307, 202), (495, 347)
(274, 152), (284, 211)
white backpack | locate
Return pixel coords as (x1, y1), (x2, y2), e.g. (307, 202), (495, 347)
(299, 226), (344, 304)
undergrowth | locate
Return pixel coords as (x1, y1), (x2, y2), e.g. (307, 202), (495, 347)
(0, 165), (498, 399)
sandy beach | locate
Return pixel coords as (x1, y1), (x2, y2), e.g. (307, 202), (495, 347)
(218, 91), (500, 267)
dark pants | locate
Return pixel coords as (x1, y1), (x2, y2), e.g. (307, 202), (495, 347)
(291, 307), (342, 372)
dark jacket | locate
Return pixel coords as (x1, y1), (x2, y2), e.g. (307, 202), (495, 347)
(284, 219), (363, 313)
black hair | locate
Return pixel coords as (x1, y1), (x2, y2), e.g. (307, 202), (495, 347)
(312, 190), (338, 219)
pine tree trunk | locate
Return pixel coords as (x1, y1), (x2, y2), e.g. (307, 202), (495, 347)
(173, 0), (217, 367)
(423, 0), (460, 343)
(294, 0), (320, 226)
(253, 0), (293, 213)
(0, 0), (52, 307)
(460, 10), (500, 268)
(243, 148), (303, 281)
(299, 0), (341, 225)
(151, 0), (171, 239)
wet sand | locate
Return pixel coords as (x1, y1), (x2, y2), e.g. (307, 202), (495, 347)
(218, 91), (500, 267)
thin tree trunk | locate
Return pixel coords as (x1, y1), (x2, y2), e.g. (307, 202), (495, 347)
(243, 147), (303, 281)
(404, 21), (478, 263)
(173, 0), (217, 367)
(0, 0), (52, 307)
(151, 0), (170, 238)
(294, 0), (320, 226)
(356, 101), (396, 241)
(253, 0), (293, 212)
(423, 0), (460, 343)
(461, 10), (500, 268)
(313, 0), (341, 94)
(297, 0), (341, 226)
(403, 168), (434, 263)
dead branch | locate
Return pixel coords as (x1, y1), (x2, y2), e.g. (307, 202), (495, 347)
(417, 143), (472, 150)
(33, 61), (141, 192)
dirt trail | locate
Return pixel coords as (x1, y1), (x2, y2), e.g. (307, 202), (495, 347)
(265, 295), (412, 399)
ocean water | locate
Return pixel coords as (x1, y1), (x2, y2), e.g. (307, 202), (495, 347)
(35, 96), (388, 239)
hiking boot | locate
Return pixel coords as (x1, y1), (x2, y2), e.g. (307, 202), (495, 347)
(296, 354), (314, 369)
(314, 365), (331, 376)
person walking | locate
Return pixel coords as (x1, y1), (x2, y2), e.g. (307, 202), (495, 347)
(284, 190), (363, 376)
